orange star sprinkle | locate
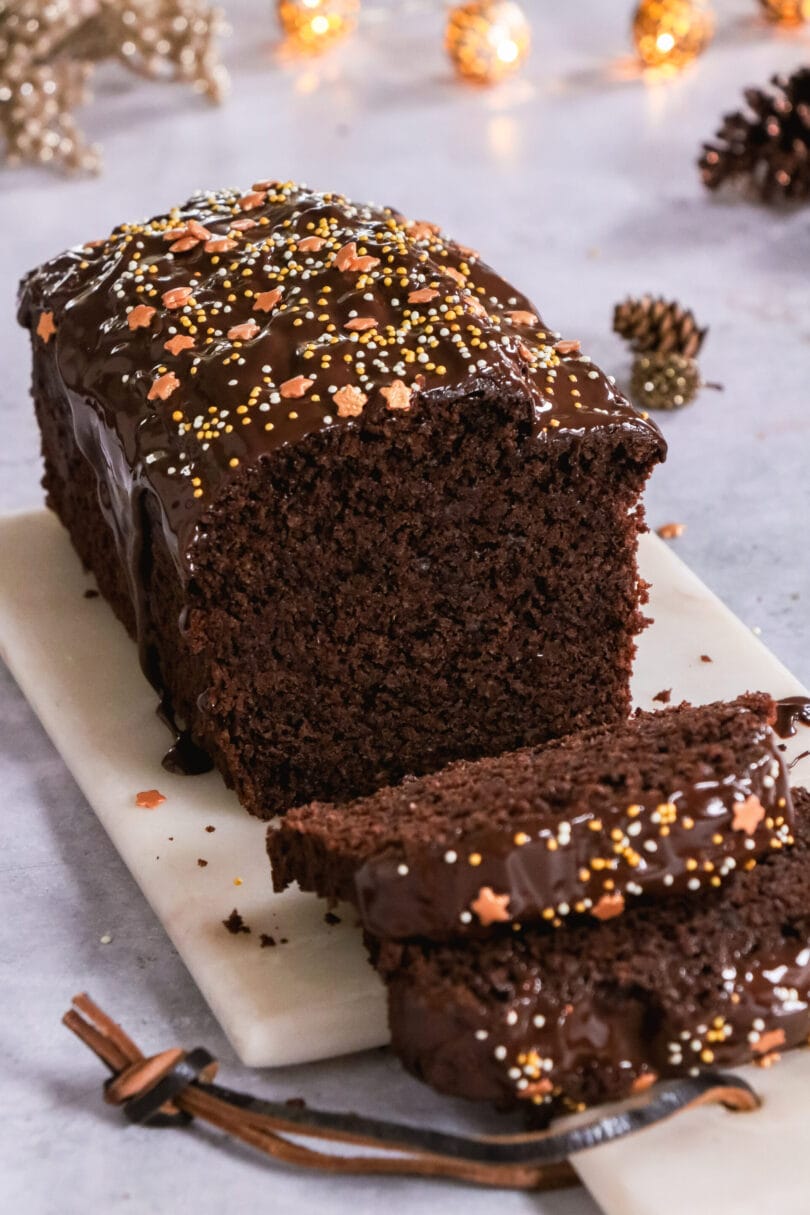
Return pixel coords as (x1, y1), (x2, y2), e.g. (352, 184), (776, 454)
(380, 380), (412, 411)
(408, 288), (440, 304)
(36, 311), (57, 343)
(280, 376), (314, 399)
(470, 886), (511, 927)
(164, 335), (194, 356)
(298, 236), (326, 252)
(170, 236), (199, 254)
(204, 238), (237, 254)
(127, 304), (156, 331)
(518, 1078), (553, 1100)
(732, 795), (765, 836)
(754, 1028), (786, 1054)
(334, 241), (381, 273)
(147, 371), (180, 401)
(162, 286), (193, 309)
(592, 892), (625, 921)
(630, 1071), (658, 1094)
(334, 385), (367, 418)
(135, 789), (166, 809)
(187, 219), (212, 240)
(254, 289), (282, 313)
(508, 310), (538, 326)
(555, 339), (581, 356)
(345, 317), (377, 332)
(445, 266), (466, 286)
(239, 191), (266, 211)
(227, 320), (260, 342)
(406, 220), (440, 240)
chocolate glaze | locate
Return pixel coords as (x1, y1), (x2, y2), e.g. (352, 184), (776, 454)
(775, 695), (810, 739)
(355, 721), (792, 939)
(380, 785), (810, 1111)
(386, 935), (810, 1114)
(17, 181), (664, 673)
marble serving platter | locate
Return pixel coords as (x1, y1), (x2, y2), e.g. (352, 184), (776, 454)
(1, 508), (809, 1215)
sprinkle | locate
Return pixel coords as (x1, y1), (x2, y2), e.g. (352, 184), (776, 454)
(128, 304), (156, 330)
(164, 335), (195, 355)
(147, 371), (180, 401)
(280, 376), (315, 399)
(554, 339), (581, 356)
(205, 238), (237, 254)
(396, 863), (409, 876)
(507, 309), (538, 326)
(298, 236), (326, 251)
(162, 286), (193, 309)
(135, 789), (165, 809)
(732, 795), (766, 836)
(657, 522), (686, 540)
(254, 288), (283, 312)
(591, 892), (625, 921)
(444, 850), (458, 863)
(227, 320), (260, 342)
(408, 287), (440, 304)
(334, 385), (368, 417)
(470, 886), (511, 927)
(36, 311), (57, 343)
(239, 191), (266, 211)
(380, 379), (412, 411)
(345, 317), (377, 332)
(334, 241), (381, 273)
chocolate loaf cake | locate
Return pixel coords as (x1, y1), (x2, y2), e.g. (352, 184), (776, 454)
(18, 180), (664, 817)
(376, 786), (810, 1114)
(269, 695), (793, 939)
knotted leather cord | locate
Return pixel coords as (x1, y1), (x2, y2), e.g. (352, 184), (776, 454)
(63, 993), (760, 1191)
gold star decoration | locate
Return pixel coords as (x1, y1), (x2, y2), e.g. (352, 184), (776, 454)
(470, 886), (511, 926)
(0, 1), (228, 174)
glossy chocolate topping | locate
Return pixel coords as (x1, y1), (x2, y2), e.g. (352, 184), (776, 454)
(380, 786), (810, 1113)
(355, 721), (792, 939)
(18, 179), (663, 579)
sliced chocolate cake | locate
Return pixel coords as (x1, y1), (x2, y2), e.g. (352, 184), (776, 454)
(375, 786), (810, 1114)
(18, 180), (664, 817)
(269, 694), (793, 939)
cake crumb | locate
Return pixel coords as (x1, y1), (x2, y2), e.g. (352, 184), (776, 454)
(657, 522), (685, 540)
(83, 588), (99, 599)
(205, 825), (216, 833)
(135, 789), (166, 809)
(197, 858), (208, 867)
(260, 933), (276, 948)
(223, 909), (250, 935)
(324, 911), (341, 926)
(700, 654), (713, 663)
(653, 689), (672, 704)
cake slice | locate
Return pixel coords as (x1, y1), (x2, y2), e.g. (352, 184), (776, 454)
(374, 786), (810, 1113)
(18, 180), (664, 817)
(268, 694), (793, 939)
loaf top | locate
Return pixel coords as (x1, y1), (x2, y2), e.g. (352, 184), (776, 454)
(18, 179), (664, 559)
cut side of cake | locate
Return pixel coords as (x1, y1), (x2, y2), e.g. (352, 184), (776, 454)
(268, 694), (793, 939)
(18, 180), (664, 817)
(374, 786), (810, 1114)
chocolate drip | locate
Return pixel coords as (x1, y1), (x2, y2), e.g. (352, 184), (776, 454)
(156, 696), (213, 776)
(775, 695), (810, 738)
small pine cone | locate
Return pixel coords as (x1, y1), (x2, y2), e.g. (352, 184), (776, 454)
(630, 352), (701, 411)
(613, 295), (707, 358)
(699, 66), (810, 202)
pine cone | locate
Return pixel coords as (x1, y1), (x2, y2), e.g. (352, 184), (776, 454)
(699, 66), (810, 202)
(613, 295), (707, 358)
(630, 353), (702, 412)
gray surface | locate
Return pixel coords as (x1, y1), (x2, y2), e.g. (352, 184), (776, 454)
(1, 1), (808, 1212)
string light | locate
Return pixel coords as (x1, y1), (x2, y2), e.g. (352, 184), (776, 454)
(445, 1), (530, 85)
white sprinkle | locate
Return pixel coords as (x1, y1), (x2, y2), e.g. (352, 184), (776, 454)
(506, 1010), (518, 1025)
(475, 1029), (489, 1041)
(396, 863), (409, 876)
(532, 1014), (546, 1028)
(459, 910), (472, 924)
(100, 934), (112, 945)
(494, 1045), (507, 1060)
(444, 850), (457, 864)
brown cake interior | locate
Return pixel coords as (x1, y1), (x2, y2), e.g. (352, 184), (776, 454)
(35, 357), (655, 817)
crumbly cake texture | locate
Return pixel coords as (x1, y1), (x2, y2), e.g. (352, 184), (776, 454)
(18, 180), (665, 816)
(268, 694), (793, 939)
(376, 786), (810, 1114)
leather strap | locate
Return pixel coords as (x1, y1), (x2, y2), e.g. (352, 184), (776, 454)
(63, 992), (760, 1191)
